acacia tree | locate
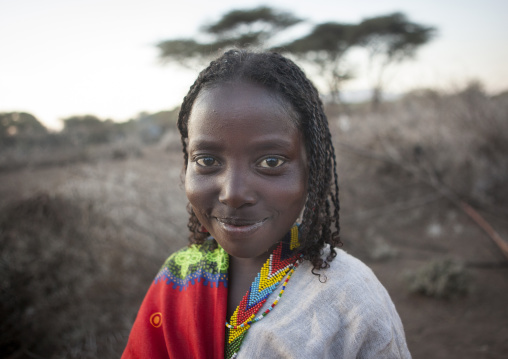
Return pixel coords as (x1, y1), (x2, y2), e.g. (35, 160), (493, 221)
(157, 6), (301, 68)
(276, 22), (360, 103)
(357, 12), (436, 106)
(157, 8), (434, 105)
(0, 112), (47, 137)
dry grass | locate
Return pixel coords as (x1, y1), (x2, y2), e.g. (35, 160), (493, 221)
(1, 85), (507, 358)
(0, 194), (128, 357)
(0, 146), (188, 358)
(330, 83), (508, 208)
(0, 133), (145, 172)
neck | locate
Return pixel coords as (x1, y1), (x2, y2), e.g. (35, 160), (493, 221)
(228, 252), (270, 280)
(226, 252), (270, 319)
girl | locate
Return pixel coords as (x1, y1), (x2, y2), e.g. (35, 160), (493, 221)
(122, 50), (411, 359)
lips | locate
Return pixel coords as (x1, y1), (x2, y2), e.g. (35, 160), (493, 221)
(214, 217), (267, 235)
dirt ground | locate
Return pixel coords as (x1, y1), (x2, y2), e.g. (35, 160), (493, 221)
(339, 147), (508, 359)
(1, 145), (507, 358)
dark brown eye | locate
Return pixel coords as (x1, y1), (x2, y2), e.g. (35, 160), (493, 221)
(259, 157), (284, 168)
(196, 157), (218, 167)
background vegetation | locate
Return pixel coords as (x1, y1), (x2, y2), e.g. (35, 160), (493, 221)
(1, 6), (507, 359)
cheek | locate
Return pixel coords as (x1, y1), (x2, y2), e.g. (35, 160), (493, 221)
(270, 174), (307, 212)
(185, 170), (214, 215)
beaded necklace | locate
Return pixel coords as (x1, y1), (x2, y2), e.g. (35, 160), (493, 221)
(225, 225), (302, 359)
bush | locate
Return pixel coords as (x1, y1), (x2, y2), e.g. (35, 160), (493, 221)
(333, 82), (508, 208)
(0, 193), (143, 358)
(405, 258), (473, 299)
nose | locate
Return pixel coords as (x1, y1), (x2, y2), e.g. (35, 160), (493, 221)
(218, 166), (257, 209)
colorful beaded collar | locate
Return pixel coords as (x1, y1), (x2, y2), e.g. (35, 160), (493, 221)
(225, 225), (302, 359)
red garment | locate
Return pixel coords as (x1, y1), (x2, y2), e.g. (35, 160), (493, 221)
(122, 242), (228, 359)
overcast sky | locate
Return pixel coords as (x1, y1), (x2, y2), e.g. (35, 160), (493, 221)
(1, 0), (507, 129)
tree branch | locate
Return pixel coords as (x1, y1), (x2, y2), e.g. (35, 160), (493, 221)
(337, 141), (508, 260)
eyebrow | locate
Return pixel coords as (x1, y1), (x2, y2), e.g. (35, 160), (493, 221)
(189, 136), (295, 152)
(188, 138), (223, 151)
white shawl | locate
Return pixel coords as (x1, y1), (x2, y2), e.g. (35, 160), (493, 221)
(237, 248), (411, 359)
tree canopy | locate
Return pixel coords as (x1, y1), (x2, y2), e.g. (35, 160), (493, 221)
(0, 112), (47, 137)
(276, 22), (361, 102)
(157, 7), (436, 104)
(356, 12), (436, 105)
(278, 12), (435, 103)
(203, 6), (301, 40)
(357, 12), (435, 63)
(157, 6), (301, 67)
(63, 115), (106, 132)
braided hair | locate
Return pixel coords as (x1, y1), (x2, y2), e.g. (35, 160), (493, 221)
(177, 49), (341, 273)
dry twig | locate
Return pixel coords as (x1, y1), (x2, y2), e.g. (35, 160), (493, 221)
(337, 141), (508, 261)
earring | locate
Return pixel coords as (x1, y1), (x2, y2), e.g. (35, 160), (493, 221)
(198, 225), (209, 233)
(296, 207), (305, 224)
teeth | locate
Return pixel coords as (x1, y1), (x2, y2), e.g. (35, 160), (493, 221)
(215, 218), (265, 234)
(216, 218), (264, 226)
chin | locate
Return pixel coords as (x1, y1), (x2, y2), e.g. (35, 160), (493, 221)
(220, 241), (269, 260)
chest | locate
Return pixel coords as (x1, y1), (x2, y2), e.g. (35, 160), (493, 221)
(227, 271), (256, 319)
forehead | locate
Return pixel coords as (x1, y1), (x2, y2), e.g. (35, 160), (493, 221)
(188, 81), (298, 137)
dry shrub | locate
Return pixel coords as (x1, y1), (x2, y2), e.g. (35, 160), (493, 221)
(0, 193), (152, 358)
(405, 258), (473, 299)
(0, 134), (145, 172)
(0, 134), (89, 172)
(333, 83), (508, 208)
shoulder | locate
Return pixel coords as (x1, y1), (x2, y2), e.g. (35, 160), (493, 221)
(322, 248), (387, 295)
(154, 239), (228, 289)
(298, 247), (386, 293)
(324, 249), (411, 358)
(295, 248), (411, 357)
(241, 249), (411, 358)
(301, 247), (399, 318)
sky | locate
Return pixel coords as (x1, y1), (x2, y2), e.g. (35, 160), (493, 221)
(1, 0), (507, 130)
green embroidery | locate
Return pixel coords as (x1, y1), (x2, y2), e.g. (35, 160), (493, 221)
(155, 240), (229, 289)
(206, 250), (228, 272)
(173, 246), (204, 277)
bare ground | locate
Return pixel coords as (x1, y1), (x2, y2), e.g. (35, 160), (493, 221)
(1, 144), (507, 358)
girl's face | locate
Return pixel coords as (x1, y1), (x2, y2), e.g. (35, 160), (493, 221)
(185, 81), (308, 261)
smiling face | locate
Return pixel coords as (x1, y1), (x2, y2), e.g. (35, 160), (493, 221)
(185, 81), (308, 261)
